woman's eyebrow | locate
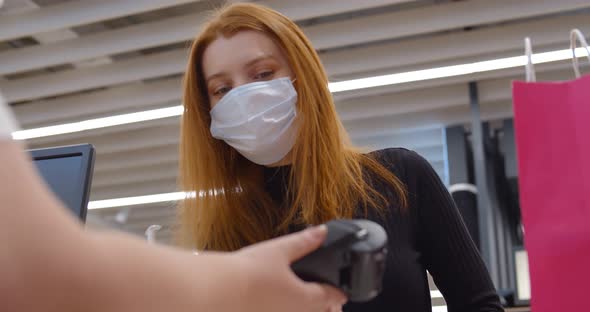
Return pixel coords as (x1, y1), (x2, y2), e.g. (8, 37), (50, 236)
(243, 55), (276, 68)
(205, 71), (228, 85)
(206, 55), (276, 83)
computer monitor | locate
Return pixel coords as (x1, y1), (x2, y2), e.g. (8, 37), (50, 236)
(29, 144), (95, 222)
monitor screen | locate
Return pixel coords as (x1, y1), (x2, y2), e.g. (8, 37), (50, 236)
(29, 144), (95, 222)
(34, 154), (84, 217)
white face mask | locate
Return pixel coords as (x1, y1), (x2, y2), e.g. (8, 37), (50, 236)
(209, 77), (298, 165)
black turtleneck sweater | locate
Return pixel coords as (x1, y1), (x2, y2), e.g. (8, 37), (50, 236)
(263, 148), (503, 312)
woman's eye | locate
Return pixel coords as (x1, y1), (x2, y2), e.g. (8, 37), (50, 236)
(213, 86), (231, 96)
(254, 71), (273, 80)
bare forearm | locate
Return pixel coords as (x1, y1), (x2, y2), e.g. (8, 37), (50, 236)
(0, 141), (242, 311)
(84, 231), (245, 312)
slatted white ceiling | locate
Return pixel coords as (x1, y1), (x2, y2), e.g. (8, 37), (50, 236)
(2, 0), (589, 246)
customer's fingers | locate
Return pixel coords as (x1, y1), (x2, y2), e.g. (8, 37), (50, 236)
(250, 225), (327, 262)
(302, 282), (346, 310)
(327, 306), (343, 312)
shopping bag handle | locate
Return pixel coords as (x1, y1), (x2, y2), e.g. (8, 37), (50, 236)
(570, 29), (590, 78)
(524, 37), (536, 82)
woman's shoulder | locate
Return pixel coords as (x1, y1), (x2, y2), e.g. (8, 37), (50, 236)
(367, 147), (416, 161)
(365, 147), (439, 192)
(366, 147), (430, 174)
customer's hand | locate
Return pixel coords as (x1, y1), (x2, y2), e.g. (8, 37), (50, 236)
(231, 225), (346, 312)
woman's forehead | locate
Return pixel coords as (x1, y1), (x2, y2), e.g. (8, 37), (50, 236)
(202, 31), (285, 76)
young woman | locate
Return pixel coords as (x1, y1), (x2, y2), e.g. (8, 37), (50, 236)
(0, 94), (345, 311)
(179, 3), (503, 312)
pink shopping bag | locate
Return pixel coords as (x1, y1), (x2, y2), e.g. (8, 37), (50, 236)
(512, 30), (590, 311)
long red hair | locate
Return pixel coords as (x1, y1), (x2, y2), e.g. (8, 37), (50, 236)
(178, 3), (407, 251)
